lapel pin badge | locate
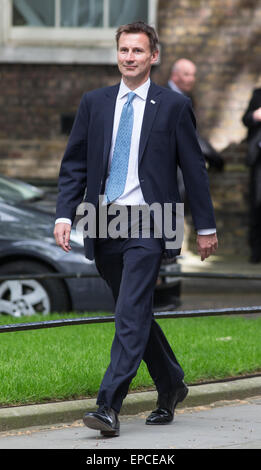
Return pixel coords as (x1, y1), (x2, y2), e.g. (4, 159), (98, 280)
(150, 100), (156, 104)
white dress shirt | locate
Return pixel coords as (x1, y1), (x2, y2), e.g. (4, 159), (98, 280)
(103, 78), (148, 206)
(55, 78), (216, 235)
(168, 79), (183, 94)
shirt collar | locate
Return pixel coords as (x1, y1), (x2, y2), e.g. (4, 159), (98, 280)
(118, 78), (151, 101)
(168, 79), (183, 95)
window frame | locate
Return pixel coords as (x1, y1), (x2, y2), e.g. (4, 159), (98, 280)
(5, 0), (158, 46)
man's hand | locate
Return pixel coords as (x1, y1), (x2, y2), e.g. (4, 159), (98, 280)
(253, 107), (261, 122)
(54, 223), (72, 253)
(197, 233), (218, 261)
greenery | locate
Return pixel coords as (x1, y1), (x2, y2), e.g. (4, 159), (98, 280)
(0, 313), (260, 406)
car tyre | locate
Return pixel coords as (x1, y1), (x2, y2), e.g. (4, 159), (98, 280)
(0, 260), (71, 316)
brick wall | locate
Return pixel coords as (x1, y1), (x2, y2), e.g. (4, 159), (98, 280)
(0, 64), (120, 140)
(0, 64), (120, 178)
(154, 0), (261, 150)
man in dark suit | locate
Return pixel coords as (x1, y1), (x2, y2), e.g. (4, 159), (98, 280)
(54, 22), (218, 437)
(168, 58), (224, 173)
(242, 88), (261, 263)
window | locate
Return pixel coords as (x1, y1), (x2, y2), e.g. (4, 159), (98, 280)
(12, 0), (149, 28)
(13, 0), (55, 26)
(0, 0), (158, 64)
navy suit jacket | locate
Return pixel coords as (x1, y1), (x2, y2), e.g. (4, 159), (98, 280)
(56, 81), (216, 260)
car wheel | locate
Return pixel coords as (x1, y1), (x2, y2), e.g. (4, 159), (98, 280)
(0, 260), (71, 317)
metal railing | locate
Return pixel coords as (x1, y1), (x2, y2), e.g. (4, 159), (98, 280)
(0, 305), (261, 334)
(2, 269), (261, 282)
(0, 270), (261, 333)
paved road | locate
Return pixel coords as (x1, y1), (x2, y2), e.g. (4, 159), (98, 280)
(0, 396), (260, 449)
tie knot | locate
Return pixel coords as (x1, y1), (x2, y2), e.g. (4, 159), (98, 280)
(127, 91), (136, 104)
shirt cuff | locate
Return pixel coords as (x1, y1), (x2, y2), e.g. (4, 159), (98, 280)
(197, 228), (216, 235)
(55, 218), (72, 225)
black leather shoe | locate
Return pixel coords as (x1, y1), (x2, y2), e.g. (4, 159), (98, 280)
(83, 405), (120, 437)
(146, 382), (188, 425)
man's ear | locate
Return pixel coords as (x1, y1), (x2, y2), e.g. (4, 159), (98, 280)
(151, 49), (159, 65)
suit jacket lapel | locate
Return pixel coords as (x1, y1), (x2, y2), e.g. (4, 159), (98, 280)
(102, 81), (162, 174)
(138, 82), (162, 164)
(102, 84), (120, 178)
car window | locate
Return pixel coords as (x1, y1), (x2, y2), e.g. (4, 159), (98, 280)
(0, 176), (43, 203)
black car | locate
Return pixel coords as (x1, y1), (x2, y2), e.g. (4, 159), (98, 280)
(0, 176), (181, 317)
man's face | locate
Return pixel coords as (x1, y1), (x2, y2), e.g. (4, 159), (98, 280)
(117, 32), (159, 87)
(172, 62), (197, 94)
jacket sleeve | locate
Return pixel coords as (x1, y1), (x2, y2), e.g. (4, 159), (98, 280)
(175, 99), (216, 231)
(55, 93), (89, 223)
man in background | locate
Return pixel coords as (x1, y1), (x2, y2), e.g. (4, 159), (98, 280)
(168, 58), (224, 174)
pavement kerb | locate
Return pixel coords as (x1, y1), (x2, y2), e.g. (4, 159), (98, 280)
(0, 377), (260, 432)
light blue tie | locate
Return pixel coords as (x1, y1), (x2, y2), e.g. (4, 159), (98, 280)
(105, 91), (136, 202)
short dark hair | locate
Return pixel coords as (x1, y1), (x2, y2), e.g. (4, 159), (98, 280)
(116, 21), (159, 53)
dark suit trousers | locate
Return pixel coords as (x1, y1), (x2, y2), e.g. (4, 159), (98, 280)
(94, 208), (184, 413)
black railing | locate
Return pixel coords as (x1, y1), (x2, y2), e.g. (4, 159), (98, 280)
(0, 270), (260, 334)
(2, 270), (261, 282)
(0, 305), (261, 334)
